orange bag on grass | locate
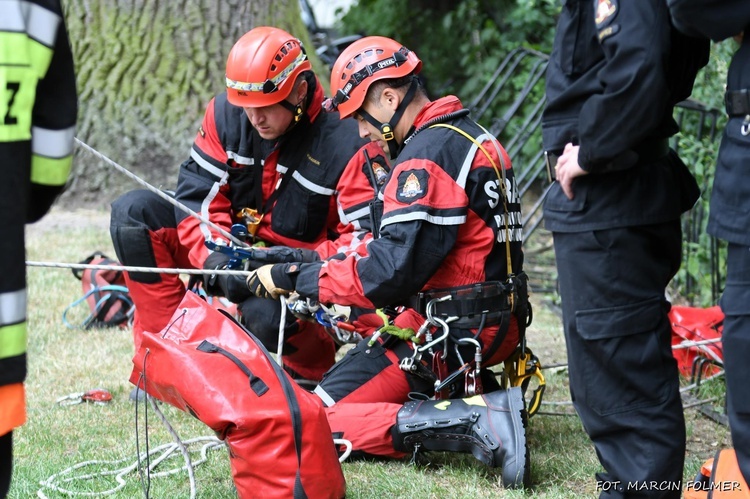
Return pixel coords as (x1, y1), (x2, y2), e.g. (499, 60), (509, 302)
(684, 449), (750, 499)
(130, 291), (345, 499)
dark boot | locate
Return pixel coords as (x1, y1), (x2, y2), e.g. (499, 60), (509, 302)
(392, 387), (529, 489)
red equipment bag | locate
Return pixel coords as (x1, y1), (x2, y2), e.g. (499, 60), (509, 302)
(66, 252), (133, 328)
(669, 305), (724, 378)
(684, 448), (750, 499)
(129, 291), (345, 498)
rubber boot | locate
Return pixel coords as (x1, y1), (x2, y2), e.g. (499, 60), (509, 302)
(392, 387), (529, 489)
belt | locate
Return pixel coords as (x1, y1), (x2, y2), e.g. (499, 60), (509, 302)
(544, 138), (669, 181)
(725, 89), (750, 116)
(407, 281), (513, 328)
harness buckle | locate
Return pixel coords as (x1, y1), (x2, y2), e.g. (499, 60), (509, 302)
(237, 207), (264, 237)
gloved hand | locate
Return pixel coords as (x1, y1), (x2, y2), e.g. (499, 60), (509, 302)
(253, 246), (320, 264)
(246, 263), (300, 300)
(203, 251), (252, 303)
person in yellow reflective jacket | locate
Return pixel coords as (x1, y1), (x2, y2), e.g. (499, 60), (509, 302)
(0, 0), (77, 496)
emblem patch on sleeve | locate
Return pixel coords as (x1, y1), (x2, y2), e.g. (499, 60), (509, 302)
(364, 155), (390, 186)
(199, 125), (206, 138)
(396, 169), (429, 203)
(594, 0), (618, 27)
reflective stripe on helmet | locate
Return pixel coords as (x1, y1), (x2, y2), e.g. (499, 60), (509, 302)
(226, 51), (308, 95)
(331, 48), (411, 109)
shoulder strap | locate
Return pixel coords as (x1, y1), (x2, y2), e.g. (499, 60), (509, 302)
(428, 122), (515, 282)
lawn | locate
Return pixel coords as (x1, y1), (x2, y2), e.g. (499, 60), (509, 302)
(7, 208), (731, 498)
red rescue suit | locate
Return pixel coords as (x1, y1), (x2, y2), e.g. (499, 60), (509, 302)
(110, 77), (370, 380)
(294, 96), (526, 416)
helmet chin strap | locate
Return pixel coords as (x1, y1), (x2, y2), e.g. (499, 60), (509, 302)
(278, 99), (305, 134)
(358, 77), (419, 160)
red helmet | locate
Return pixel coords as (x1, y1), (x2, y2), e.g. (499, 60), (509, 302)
(329, 36), (422, 119)
(225, 27), (312, 108)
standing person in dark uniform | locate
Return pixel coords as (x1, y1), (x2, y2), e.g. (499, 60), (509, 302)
(243, 36), (530, 488)
(0, 0), (77, 496)
(541, 1), (708, 496)
(109, 26), (371, 383)
(668, 0), (750, 484)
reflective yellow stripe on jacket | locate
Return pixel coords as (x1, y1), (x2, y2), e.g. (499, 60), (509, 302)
(1, 0), (62, 149)
(0, 289), (27, 361)
(31, 125), (75, 185)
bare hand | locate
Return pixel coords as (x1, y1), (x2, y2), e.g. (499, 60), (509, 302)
(556, 143), (589, 200)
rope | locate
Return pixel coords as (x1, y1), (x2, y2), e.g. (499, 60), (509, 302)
(35, 436), (225, 498)
(26, 260), (250, 277)
(379, 325), (417, 342)
(74, 138), (245, 247)
(277, 296), (287, 370)
(148, 396), (197, 499)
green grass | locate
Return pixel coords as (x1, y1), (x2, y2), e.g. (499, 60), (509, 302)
(7, 209), (731, 498)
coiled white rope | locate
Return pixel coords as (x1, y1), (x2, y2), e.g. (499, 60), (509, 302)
(36, 436), (225, 498)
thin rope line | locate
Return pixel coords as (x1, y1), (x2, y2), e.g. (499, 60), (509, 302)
(74, 138), (245, 247)
(26, 260), (251, 277)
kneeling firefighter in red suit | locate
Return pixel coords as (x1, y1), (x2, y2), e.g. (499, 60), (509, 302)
(242, 36), (532, 488)
(109, 27), (380, 383)
(127, 34), (530, 495)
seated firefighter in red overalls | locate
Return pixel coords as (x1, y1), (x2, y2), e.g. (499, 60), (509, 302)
(109, 27), (379, 384)
(244, 35), (532, 488)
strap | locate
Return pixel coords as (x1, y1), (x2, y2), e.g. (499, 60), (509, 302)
(725, 88), (750, 116)
(62, 285), (133, 329)
(250, 122), (315, 216)
(251, 130), (264, 213)
(196, 340), (269, 396)
(429, 122), (515, 285)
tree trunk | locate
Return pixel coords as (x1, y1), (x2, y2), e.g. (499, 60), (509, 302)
(62, 0), (320, 207)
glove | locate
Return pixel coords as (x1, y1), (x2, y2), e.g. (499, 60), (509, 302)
(246, 263), (300, 300)
(203, 251), (252, 303)
(253, 246), (320, 264)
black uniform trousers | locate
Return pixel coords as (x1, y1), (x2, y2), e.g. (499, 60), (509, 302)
(553, 220), (685, 499)
(721, 243), (750, 482)
(0, 141), (31, 499)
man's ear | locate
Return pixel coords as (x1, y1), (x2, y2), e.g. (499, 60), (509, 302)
(295, 78), (308, 103)
(380, 87), (401, 112)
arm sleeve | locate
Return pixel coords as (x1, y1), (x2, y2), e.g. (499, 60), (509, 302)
(309, 159), (465, 308)
(174, 98), (233, 268)
(27, 7), (77, 223)
(577, 1), (672, 171)
(334, 142), (391, 233)
(668, 0), (750, 41)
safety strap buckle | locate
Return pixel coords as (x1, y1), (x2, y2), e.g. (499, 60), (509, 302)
(237, 207), (264, 237)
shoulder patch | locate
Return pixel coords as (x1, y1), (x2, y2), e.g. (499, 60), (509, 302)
(396, 169), (429, 204)
(598, 24), (620, 42)
(369, 154), (390, 186)
(199, 125), (205, 138)
(594, 0), (618, 27)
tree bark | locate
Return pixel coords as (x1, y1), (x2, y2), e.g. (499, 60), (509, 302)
(62, 0), (320, 207)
